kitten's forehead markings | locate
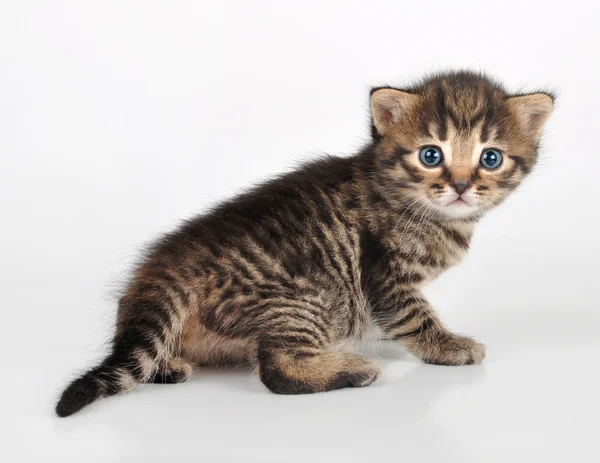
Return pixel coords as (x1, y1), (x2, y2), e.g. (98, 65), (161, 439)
(442, 135), (475, 178)
(469, 121), (496, 166)
(480, 122), (497, 145)
(445, 123), (489, 168)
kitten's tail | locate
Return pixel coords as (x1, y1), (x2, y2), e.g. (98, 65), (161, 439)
(55, 352), (149, 417)
(56, 284), (189, 417)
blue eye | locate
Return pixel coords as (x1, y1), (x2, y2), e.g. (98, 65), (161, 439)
(419, 147), (443, 167)
(480, 149), (503, 169)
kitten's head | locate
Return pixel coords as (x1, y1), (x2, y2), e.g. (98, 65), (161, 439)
(369, 71), (554, 220)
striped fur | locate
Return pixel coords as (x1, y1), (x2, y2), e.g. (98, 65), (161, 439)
(56, 71), (553, 416)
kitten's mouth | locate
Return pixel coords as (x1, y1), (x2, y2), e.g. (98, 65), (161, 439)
(448, 198), (469, 207)
(428, 196), (479, 217)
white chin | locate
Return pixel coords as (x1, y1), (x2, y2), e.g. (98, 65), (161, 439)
(437, 203), (480, 219)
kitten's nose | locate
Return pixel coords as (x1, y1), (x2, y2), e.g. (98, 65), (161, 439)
(452, 182), (471, 195)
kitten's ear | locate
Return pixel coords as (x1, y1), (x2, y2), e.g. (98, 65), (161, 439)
(507, 93), (554, 140)
(370, 88), (420, 137)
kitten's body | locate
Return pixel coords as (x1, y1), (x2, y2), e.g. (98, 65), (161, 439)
(56, 71), (553, 416)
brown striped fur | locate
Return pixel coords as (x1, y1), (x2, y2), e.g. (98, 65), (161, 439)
(56, 71), (553, 416)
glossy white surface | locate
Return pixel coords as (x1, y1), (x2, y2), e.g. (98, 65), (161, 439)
(2, 1), (599, 462)
(10, 306), (600, 462)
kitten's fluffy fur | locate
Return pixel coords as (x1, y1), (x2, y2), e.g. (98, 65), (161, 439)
(56, 71), (553, 417)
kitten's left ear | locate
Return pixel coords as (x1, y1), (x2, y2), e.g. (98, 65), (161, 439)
(507, 93), (554, 139)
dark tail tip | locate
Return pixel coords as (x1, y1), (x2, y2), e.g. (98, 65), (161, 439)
(56, 374), (101, 417)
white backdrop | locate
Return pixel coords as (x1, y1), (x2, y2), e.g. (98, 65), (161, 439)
(2, 1), (599, 462)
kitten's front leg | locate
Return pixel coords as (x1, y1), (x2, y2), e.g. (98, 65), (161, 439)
(383, 291), (485, 365)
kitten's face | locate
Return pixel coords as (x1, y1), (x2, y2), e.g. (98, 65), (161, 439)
(370, 73), (553, 220)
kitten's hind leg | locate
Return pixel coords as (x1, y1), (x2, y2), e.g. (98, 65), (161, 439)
(253, 301), (379, 394)
(149, 357), (193, 384)
(258, 343), (380, 394)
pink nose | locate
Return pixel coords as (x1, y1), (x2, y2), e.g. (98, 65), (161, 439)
(452, 182), (470, 195)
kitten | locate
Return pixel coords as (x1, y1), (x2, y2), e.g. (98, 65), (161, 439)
(56, 71), (553, 417)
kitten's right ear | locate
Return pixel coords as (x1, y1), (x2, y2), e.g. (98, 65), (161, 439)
(370, 88), (420, 137)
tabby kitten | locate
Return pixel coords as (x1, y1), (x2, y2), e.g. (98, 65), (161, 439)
(56, 71), (553, 417)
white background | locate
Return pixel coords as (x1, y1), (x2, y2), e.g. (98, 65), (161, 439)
(2, 1), (599, 462)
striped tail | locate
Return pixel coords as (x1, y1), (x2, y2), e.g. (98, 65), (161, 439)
(56, 352), (157, 417)
(56, 293), (188, 417)
(55, 354), (137, 417)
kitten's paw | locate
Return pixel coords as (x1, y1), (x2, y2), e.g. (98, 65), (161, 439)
(423, 334), (486, 366)
(149, 357), (193, 384)
(331, 360), (381, 389)
(151, 370), (189, 384)
(259, 348), (380, 394)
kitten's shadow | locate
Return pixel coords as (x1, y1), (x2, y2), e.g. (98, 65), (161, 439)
(181, 340), (415, 392)
(55, 308), (594, 459)
(68, 345), (483, 462)
(186, 363), (261, 392)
